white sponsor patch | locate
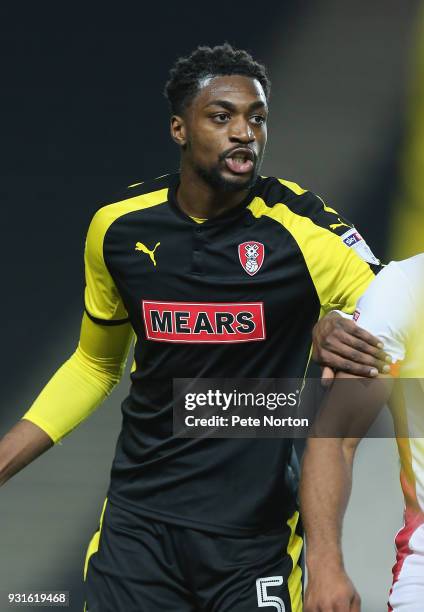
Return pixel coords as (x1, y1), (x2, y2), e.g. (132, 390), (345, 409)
(341, 228), (380, 265)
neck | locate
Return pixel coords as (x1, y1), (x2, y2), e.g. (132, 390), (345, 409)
(176, 162), (251, 219)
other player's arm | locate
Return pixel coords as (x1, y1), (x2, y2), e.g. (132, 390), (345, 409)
(301, 262), (411, 610)
(300, 373), (392, 612)
(301, 431), (361, 612)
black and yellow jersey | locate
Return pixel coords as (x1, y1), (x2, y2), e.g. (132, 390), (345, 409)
(80, 172), (376, 536)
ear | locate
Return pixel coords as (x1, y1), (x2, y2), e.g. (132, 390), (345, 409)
(170, 115), (187, 147)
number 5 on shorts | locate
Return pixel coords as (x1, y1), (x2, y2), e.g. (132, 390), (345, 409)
(256, 576), (285, 611)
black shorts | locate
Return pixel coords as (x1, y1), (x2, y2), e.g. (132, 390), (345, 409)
(84, 499), (303, 612)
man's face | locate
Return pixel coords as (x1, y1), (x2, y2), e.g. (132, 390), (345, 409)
(173, 75), (268, 192)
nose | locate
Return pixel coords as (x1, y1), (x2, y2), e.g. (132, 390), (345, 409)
(229, 118), (255, 143)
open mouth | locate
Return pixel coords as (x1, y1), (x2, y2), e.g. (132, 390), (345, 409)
(224, 148), (255, 175)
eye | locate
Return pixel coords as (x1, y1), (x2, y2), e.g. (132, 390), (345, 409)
(250, 115), (266, 125)
(212, 113), (230, 123)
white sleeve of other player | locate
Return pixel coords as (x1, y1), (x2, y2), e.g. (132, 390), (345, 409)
(354, 261), (415, 363)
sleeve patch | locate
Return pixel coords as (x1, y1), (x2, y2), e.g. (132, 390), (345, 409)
(341, 228), (380, 265)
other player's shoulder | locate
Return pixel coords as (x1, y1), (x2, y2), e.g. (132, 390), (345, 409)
(373, 255), (424, 314)
(356, 256), (424, 320)
(393, 254), (424, 287)
(369, 255), (424, 295)
(355, 256), (424, 361)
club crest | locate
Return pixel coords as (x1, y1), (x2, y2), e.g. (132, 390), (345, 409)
(238, 241), (265, 276)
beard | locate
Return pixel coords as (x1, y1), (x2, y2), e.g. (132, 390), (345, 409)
(192, 159), (260, 193)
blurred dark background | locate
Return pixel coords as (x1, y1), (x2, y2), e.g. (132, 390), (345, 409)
(1, 2), (422, 609)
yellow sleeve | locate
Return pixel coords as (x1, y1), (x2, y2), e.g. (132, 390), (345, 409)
(22, 208), (134, 443)
(21, 313), (133, 443)
(84, 206), (129, 323)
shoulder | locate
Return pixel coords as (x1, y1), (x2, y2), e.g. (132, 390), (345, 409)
(118, 173), (174, 201)
(256, 176), (380, 269)
(87, 173), (173, 243)
(257, 176), (312, 207)
(256, 176), (349, 232)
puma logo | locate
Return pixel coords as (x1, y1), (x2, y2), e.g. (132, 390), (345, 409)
(329, 217), (353, 231)
(135, 241), (161, 266)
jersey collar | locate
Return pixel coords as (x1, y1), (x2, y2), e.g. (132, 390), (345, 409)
(167, 172), (261, 227)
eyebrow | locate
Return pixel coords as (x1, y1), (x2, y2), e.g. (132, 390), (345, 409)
(204, 99), (267, 112)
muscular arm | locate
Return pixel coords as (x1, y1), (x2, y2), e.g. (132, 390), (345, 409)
(0, 313), (133, 487)
(302, 260), (416, 609)
(301, 435), (358, 572)
(300, 373), (393, 611)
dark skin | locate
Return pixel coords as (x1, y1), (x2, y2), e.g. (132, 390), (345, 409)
(313, 311), (392, 380)
(170, 74), (267, 218)
(301, 372), (394, 611)
(0, 420), (52, 486)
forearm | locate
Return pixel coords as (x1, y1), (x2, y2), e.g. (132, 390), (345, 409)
(300, 437), (356, 571)
(0, 419), (53, 486)
(1, 348), (116, 484)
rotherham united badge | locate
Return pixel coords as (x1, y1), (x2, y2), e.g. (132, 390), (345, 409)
(238, 241), (265, 276)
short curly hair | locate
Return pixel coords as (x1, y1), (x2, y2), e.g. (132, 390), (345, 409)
(164, 43), (271, 115)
